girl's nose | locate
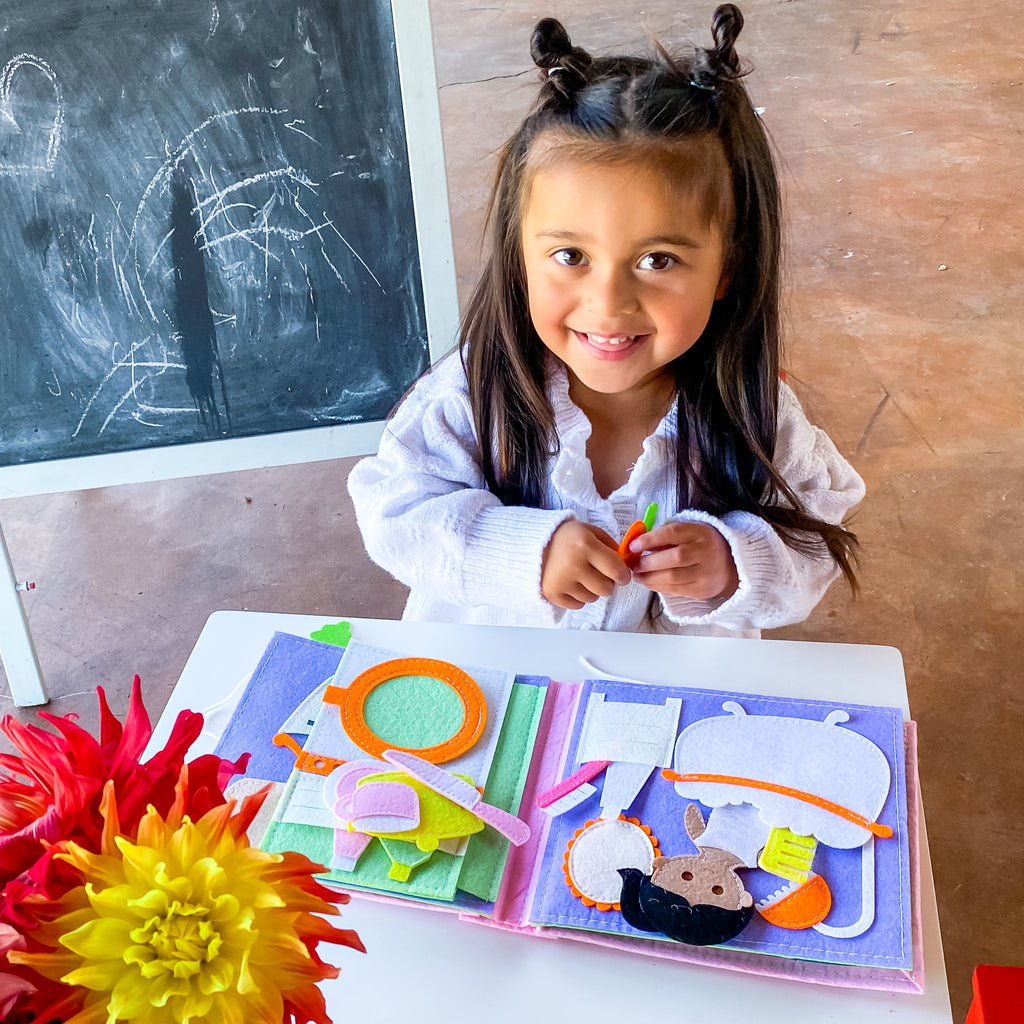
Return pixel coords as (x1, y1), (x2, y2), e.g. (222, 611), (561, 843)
(583, 266), (639, 318)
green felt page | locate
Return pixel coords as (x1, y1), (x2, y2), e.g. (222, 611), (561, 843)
(262, 678), (547, 906)
(458, 679), (547, 902)
(264, 818), (470, 900)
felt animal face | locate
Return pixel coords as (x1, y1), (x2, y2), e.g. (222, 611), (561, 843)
(615, 802), (756, 946)
(650, 849), (753, 912)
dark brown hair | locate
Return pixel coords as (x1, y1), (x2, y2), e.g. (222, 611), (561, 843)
(460, 5), (858, 588)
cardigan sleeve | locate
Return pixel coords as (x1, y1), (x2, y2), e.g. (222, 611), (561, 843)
(659, 382), (865, 631)
(347, 356), (572, 619)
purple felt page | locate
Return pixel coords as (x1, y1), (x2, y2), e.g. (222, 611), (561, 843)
(214, 631), (345, 783)
(522, 724), (924, 994)
(525, 679), (914, 974)
(465, 685), (923, 995)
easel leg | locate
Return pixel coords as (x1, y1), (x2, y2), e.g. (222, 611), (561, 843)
(0, 517), (48, 707)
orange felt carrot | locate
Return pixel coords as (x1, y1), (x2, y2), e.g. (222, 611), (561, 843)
(617, 520), (647, 566)
(617, 503), (658, 568)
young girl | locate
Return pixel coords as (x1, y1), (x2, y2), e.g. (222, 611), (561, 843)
(348, 5), (864, 639)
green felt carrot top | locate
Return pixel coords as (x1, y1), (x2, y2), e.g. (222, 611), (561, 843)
(617, 502), (658, 567)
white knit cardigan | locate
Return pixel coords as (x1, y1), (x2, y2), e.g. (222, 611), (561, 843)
(347, 354), (865, 638)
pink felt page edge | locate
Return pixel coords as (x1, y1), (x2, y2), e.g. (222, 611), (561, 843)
(462, 689), (924, 996)
(492, 678), (583, 929)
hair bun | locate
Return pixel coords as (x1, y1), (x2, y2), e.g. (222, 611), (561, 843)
(710, 4), (744, 70)
(530, 18), (572, 69)
(690, 3), (745, 92)
(530, 18), (592, 100)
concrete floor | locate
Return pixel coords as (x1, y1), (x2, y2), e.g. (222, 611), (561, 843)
(1, 1), (1021, 1019)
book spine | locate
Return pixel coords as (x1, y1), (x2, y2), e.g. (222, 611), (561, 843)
(491, 679), (583, 927)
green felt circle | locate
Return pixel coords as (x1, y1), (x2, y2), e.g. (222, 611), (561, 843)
(361, 674), (466, 748)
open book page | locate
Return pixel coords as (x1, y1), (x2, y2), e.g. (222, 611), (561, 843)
(525, 679), (912, 972)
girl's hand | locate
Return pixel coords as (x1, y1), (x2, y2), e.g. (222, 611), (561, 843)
(541, 520), (632, 609)
(629, 521), (739, 602)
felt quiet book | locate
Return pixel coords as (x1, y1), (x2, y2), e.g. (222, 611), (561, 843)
(215, 631), (924, 994)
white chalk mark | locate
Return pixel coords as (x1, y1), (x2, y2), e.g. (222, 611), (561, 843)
(293, 196), (383, 292)
(133, 413), (167, 428)
(116, 262), (144, 320)
(264, 203), (270, 288)
(203, 163), (251, 234)
(299, 260), (321, 344)
(145, 227), (176, 280)
(101, 374), (158, 434)
(325, 219), (385, 293)
(318, 245), (350, 293)
(208, 1), (220, 40)
(285, 119), (319, 145)
(0, 53), (64, 175)
(46, 370), (61, 397)
(204, 229), (283, 263)
(73, 334), (186, 437)
(137, 402), (195, 415)
(126, 106), (288, 252)
(205, 222), (336, 247)
(105, 195), (129, 237)
(195, 166), (319, 215)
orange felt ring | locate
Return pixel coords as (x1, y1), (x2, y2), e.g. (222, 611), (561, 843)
(324, 658), (486, 764)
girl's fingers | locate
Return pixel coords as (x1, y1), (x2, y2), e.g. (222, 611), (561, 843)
(602, 552), (634, 585)
(633, 567), (725, 602)
(558, 560), (628, 607)
(631, 521), (717, 555)
(630, 546), (699, 574)
(577, 563), (621, 599)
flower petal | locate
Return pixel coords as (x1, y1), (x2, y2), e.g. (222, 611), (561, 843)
(59, 916), (134, 959)
(110, 675), (153, 774)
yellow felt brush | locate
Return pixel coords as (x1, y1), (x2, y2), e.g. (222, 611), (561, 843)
(758, 826), (818, 883)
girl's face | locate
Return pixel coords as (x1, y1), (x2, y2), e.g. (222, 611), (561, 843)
(520, 154), (729, 407)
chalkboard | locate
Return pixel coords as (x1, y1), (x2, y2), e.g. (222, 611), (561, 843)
(0, 0), (457, 498)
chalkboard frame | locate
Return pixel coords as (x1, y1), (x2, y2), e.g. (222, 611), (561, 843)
(0, 0), (459, 501)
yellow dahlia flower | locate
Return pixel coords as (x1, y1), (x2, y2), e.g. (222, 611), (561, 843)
(10, 778), (363, 1024)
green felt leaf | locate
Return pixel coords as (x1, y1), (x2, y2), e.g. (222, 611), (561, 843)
(309, 621), (352, 647)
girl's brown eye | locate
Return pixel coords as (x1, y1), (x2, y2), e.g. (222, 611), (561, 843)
(681, 871), (694, 881)
(552, 247), (586, 267)
(639, 252), (675, 271)
(712, 885), (724, 895)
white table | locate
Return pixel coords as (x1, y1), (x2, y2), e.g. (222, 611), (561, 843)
(153, 611), (953, 1024)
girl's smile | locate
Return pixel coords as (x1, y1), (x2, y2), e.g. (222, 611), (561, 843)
(572, 330), (650, 359)
(521, 154), (729, 410)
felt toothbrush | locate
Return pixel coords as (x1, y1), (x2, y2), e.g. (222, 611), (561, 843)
(382, 749), (531, 846)
(618, 502), (658, 568)
(536, 759), (611, 815)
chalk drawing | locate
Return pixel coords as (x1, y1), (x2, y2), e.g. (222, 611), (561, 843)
(0, 53), (64, 175)
(65, 104), (389, 438)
